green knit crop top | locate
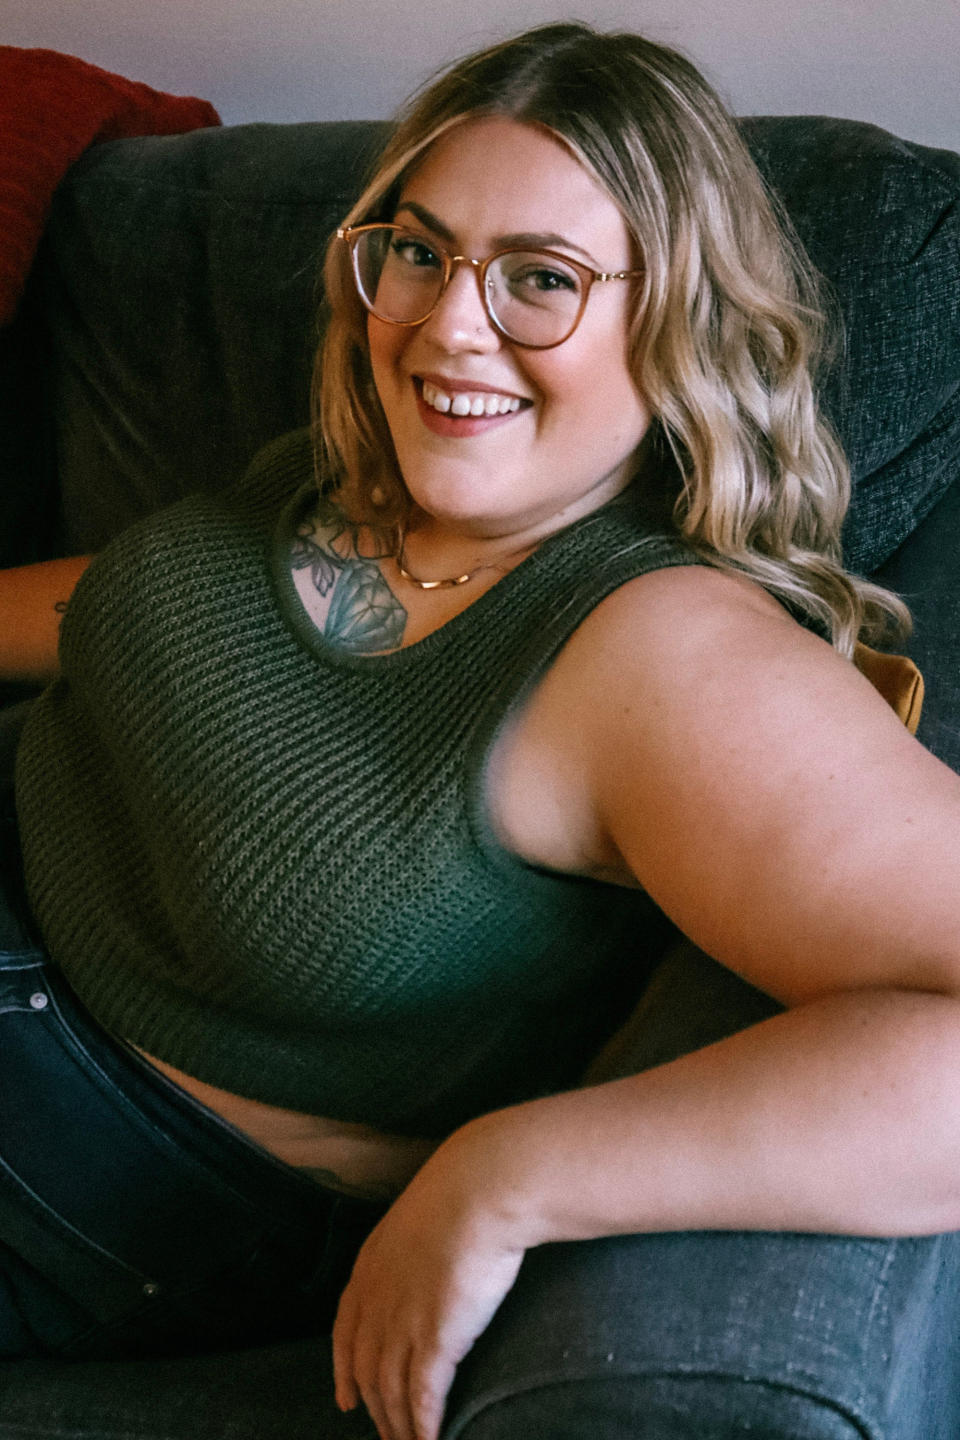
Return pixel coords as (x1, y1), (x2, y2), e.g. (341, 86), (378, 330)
(15, 430), (702, 1136)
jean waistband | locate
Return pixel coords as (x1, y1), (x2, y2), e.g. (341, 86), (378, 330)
(0, 780), (385, 1236)
(14, 944), (386, 1231)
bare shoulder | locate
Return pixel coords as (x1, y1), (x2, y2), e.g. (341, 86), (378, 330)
(546, 563), (960, 1003)
(570, 561), (910, 738)
(543, 562), (851, 750)
(577, 560), (814, 668)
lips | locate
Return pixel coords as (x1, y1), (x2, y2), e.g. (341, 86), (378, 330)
(413, 376), (530, 438)
(422, 379), (522, 417)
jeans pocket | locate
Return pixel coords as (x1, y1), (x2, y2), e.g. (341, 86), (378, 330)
(0, 1197), (154, 1358)
(0, 974), (288, 1356)
(59, 1232), (338, 1360)
(0, 1142), (355, 1361)
(0, 951), (382, 1360)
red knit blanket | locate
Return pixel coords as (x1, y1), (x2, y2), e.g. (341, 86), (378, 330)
(0, 47), (220, 326)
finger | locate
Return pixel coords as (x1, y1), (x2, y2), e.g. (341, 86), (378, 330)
(332, 1285), (361, 1412)
(351, 1308), (394, 1440)
(377, 1340), (416, 1440)
(408, 1350), (458, 1440)
(359, 1384), (393, 1440)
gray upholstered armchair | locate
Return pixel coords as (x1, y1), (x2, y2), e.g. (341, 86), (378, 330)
(0, 112), (958, 1438)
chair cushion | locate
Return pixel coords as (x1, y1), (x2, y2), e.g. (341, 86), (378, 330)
(740, 117), (960, 574)
(35, 121), (389, 557)
(0, 1340), (375, 1440)
(872, 460), (960, 771)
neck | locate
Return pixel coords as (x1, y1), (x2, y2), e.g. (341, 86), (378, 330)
(395, 519), (539, 591)
(401, 485), (631, 580)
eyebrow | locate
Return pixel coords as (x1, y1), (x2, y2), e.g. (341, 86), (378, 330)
(394, 201), (602, 267)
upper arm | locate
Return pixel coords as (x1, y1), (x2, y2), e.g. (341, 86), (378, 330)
(579, 566), (960, 1004)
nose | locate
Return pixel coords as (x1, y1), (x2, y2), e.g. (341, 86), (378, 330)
(420, 257), (500, 353)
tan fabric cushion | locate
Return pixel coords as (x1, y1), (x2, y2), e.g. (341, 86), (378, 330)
(854, 642), (924, 733)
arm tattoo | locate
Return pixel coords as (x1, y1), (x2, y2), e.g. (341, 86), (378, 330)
(292, 508), (407, 654)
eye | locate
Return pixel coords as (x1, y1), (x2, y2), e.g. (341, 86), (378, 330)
(521, 266), (578, 293)
(497, 253), (582, 300)
(389, 233), (442, 269)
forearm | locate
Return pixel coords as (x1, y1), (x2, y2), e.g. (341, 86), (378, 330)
(448, 987), (960, 1246)
(0, 555), (91, 682)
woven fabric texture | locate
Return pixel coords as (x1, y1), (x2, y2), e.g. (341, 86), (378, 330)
(15, 430), (690, 1136)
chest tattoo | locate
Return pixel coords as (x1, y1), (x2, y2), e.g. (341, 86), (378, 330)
(292, 510), (407, 654)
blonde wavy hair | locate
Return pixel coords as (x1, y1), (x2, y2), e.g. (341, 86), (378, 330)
(316, 21), (909, 654)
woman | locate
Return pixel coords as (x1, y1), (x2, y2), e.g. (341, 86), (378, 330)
(3, 21), (960, 1440)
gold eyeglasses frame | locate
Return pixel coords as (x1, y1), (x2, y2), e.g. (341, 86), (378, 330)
(337, 223), (644, 351)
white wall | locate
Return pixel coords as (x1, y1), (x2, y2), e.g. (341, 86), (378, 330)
(5, 0), (959, 151)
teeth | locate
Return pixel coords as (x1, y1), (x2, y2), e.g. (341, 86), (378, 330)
(421, 381), (522, 418)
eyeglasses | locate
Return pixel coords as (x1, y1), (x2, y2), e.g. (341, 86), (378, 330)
(337, 223), (643, 350)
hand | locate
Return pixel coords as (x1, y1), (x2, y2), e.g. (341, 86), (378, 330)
(332, 1137), (527, 1440)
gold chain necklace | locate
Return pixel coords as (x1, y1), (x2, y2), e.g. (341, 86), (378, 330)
(394, 523), (535, 591)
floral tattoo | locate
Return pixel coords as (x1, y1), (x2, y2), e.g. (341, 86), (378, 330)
(292, 505), (407, 653)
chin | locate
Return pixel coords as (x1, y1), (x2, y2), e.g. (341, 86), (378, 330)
(404, 468), (509, 526)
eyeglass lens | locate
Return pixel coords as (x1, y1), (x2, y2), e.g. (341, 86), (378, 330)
(351, 227), (586, 346)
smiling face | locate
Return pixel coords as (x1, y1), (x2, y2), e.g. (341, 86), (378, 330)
(366, 116), (651, 543)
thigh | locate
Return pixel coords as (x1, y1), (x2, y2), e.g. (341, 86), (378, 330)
(0, 797), (384, 1361)
(0, 943), (385, 1360)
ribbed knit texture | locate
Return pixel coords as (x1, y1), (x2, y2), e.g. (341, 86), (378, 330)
(16, 430), (701, 1135)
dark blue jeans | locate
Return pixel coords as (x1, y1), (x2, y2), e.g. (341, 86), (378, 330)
(0, 777), (386, 1363)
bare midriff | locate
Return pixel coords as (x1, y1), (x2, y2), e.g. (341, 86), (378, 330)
(131, 1047), (439, 1202)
